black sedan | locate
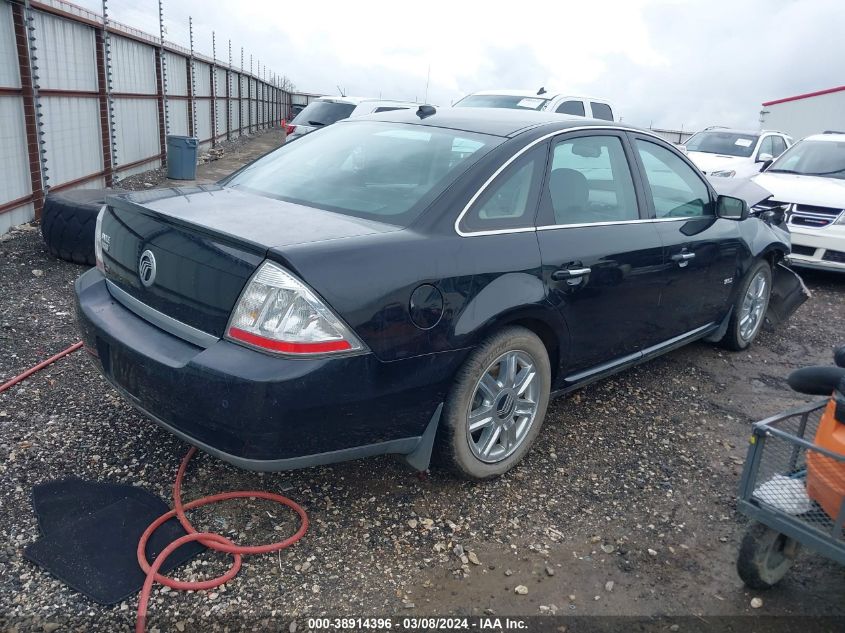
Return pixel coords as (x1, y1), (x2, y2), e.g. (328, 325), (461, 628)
(75, 107), (807, 479)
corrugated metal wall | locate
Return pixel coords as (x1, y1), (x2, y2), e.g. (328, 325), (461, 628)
(0, 1), (34, 230)
(0, 0), (298, 234)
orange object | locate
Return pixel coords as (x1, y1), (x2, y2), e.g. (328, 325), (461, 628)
(807, 398), (845, 521)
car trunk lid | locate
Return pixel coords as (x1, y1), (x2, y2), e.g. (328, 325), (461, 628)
(100, 185), (399, 338)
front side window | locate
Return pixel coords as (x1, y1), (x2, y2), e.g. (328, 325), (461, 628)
(459, 145), (546, 233)
(556, 100), (585, 116)
(758, 136), (775, 158)
(590, 102), (614, 121)
(543, 135), (638, 225)
(636, 140), (711, 218)
(684, 131), (760, 158)
(226, 121), (500, 226)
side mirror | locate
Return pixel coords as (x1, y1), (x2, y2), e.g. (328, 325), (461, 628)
(756, 152), (773, 163)
(758, 158), (774, 171)
(716, 195), (749, 221)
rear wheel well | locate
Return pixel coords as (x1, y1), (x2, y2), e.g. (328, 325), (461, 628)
(501, 317), (560, 384)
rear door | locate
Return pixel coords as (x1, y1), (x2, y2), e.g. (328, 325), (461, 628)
(628, 134), (743, 338)
(536, 130), (665, 378)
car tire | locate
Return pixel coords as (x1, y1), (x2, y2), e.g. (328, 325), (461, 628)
(736, 522), (800, 589)
(41, 189), (124, 266)
(436, 326), (551, 480)
(721, 260), (772, 351)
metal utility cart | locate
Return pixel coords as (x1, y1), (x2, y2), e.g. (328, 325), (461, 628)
(737, 399), (845, 588)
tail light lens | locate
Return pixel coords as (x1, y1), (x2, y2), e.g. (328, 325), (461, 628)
(94, 205), (106, 272)
(226, 261), (365, 356)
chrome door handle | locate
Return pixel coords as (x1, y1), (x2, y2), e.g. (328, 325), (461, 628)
(552, 267), (592, 280)
(671, 251), (695, 267)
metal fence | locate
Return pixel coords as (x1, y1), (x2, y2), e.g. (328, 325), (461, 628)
(0, 0), (313, 234)
(649, 127), (693, 145)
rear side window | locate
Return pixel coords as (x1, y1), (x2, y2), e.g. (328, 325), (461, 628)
(635, 140), (711, 218)
(374, 106), (409, 113)
(543, 135), (637, 225)
(590, 102), (614, 121)
(459, 145), (546, 233)
(556, 100), (585, 116)
(291, 101), (356, 126)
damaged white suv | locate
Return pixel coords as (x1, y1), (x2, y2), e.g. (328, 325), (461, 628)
(752, 131), (845, 273)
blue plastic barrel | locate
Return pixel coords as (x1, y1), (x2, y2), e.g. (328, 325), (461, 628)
(166, 135), (199, 180)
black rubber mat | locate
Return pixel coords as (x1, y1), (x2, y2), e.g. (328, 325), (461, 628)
(24, 479), (204, 604)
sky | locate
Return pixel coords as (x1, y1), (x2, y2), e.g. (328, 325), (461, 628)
(76, 0), (845, 132)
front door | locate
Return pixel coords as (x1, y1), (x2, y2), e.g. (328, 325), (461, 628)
(536, 131), (665, 381)
(629, 135), (742, 338)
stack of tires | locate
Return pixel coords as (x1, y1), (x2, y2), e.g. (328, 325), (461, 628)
(40, 189), (124, 266)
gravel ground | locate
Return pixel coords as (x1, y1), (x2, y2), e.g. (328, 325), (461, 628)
(1, 180), (844, 630)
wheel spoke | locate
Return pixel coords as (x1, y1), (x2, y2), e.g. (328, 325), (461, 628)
(478, 374), (499, 401)
(514, 398), (536, 417)
(514, 366), (536, 396)
(468, 405), (495, 432)
(501, 353), (518, 387)
(481, 425), (502, 457)
(500, 424), (515, 452)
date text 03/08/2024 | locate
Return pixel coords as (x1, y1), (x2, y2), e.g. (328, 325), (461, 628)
(305, 617), (528, 630)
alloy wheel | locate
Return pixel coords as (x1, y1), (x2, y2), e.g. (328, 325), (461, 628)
(466, 350), (540, 463)
(739, 271), (768, 341)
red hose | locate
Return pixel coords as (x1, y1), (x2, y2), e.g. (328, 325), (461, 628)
(135, 447), (309, 633)
(0, 341), (83, 394)
(3, 342), (309, 633)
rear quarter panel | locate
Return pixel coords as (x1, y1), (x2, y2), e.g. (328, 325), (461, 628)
(275, 230), (562, 363)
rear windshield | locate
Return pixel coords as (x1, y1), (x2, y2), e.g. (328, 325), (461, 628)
(684, 131), (759, 157)
(455, 94), (550, 111)
(224, 121), (501, 226)
(290, 100), (356, 126)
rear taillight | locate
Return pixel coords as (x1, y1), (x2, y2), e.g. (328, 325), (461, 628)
(94, 205), (106, 272)
(285, 123), (296, 135)
(226, 261), (365, 356)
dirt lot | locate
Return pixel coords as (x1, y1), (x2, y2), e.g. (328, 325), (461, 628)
(1, 135), (844, 630)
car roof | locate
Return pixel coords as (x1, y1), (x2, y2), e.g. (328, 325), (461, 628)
(804, 131), (845, 142)
(348, 106), (630, 138)
(316, 96), (417, 106)
(465, 89), (611, 103)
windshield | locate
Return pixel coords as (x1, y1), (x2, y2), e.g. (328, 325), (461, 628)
(454, 94), (550, 111)
(684, 131), (759, 158)
(767, 139), (845, 179)
(290, 101), (356, 126)
(224, 121), (500, 226)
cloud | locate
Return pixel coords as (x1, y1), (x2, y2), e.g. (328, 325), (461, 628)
(77, 0), (845, 132)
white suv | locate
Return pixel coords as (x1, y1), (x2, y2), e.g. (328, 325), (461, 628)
(752, 131), (845, 272)
(453, 89), (615, 121)
(682, 127), (792, 178)
(285, 96), (419, 140)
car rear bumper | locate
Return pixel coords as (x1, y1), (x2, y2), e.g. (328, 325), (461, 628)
(788, 226), (845, 272)
(75, 268), (462, 470)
